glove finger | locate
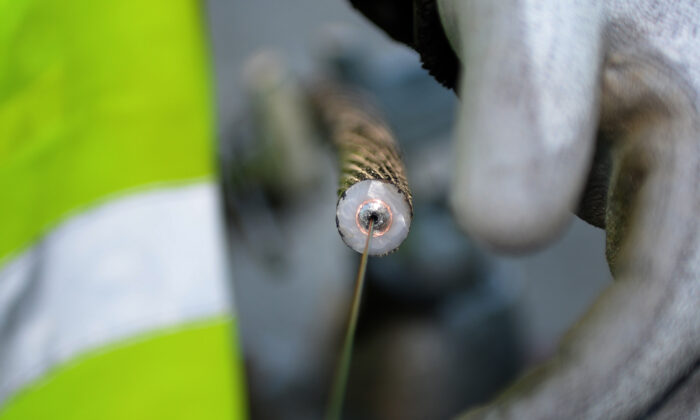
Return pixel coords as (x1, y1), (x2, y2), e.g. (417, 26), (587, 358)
(460, 54), (700, 419)
(646, 362), (700, 420)
(438, 0), (604, 251)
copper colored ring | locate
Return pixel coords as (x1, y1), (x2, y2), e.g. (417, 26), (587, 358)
(355, 199), (393, 237)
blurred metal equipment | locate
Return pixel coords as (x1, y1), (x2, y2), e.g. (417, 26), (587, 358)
(220, 35), (525, 420)
(221, 51), (351, 420)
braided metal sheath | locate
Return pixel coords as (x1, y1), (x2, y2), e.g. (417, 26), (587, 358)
(312, 84), (413, 256)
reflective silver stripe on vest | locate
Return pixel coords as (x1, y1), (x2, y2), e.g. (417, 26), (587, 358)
(0, 182), (231, 406)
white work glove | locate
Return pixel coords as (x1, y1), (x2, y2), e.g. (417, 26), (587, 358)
(350, 0), (700, 418)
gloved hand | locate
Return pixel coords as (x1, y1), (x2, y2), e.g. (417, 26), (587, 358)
(349, 1), (700, 418)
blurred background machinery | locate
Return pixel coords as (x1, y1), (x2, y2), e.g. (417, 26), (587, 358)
(210, 1), (612, 419)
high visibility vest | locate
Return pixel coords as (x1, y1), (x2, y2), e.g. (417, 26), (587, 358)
(0, 1), (246, 419)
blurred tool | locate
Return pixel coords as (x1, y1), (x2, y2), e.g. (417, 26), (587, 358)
(222, 51), (351, 420)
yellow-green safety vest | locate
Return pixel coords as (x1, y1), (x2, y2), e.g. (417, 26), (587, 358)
(0, 1), (246, 418)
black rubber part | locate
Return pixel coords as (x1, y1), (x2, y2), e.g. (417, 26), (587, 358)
(412, 0), (460, 91)
(348, 0), (415, 46)
(348, 0), (461, 92)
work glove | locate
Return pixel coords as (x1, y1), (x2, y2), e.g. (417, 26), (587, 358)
(349, 1), (700, 418)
